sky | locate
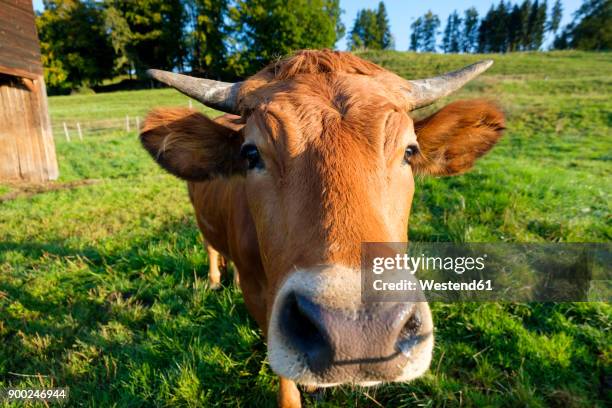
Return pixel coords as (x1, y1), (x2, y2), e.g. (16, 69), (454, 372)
(32, 0), (583, 51)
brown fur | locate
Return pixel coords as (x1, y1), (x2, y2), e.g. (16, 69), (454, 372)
(412, 100), (506, 175)
(141, 108), (244, 181)
(140, 50), (505, 407)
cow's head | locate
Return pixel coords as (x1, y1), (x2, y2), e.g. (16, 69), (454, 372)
(141, 50), (504, 387)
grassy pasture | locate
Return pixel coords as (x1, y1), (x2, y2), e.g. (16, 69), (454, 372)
(0, 51), (610, 407)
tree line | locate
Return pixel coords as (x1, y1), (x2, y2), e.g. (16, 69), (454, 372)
(37, 0), (610, 93)
(350, 0), (609, 53)
(436, 0), (561, 53)
(37, 0), (344, 92)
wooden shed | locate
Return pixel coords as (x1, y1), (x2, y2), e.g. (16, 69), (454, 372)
(0, 0), (58, 182)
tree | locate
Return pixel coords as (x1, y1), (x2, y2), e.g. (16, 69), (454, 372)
(37, 0), (116, 92)
(184, 0), (229, 78)
(554, 0), (611, 50)
(410, 11), (440, 52)
(527, 0), (548, 50)
(478, 5), (495, 52)
(479, 1), (534, 53)
(547, 0), (563, 33)
(508, 4), (524, 51)
(519, 0), (533, 50)
(462, 7), (479, 52)
(105, 0), (187, 75)
(229, 0), (345, 77)
(103, 5), (134, 77)
(495, 1), (511, 52)
(442, 10), (462, 53)
(328, 0), (347, 46)
(409, 17), (423, 51)
(350, 9), (379, 49)
(376, 2), (394, 49)
(349, 2), (393, 50)
(421, 11), (441, 52)
(479, 1), (513, 53)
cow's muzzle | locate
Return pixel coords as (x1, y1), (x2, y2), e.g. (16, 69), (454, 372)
(267, 266), (433, 386)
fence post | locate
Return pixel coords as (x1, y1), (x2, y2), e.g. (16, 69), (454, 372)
(126, 115), (130, 132)
(77, 122), (83, 141)
(63, 122), (70, 142)
(136, 117), (140, 131)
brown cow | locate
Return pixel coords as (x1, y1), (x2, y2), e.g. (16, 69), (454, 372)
(140, 50), (504, 407)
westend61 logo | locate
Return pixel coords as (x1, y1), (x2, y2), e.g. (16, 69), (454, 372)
(361, 242), (611, 303)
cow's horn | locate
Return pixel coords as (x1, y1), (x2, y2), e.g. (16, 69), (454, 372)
(147, 69), (241, 114)
(404, 60), (494, 110)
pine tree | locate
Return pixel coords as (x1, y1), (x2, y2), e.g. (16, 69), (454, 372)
(508, 4), (523, 51)
(410, 17), (423, 51)
(462, 7), (479, 53)
(519, 0), (533, 50)
(478, 5), (495, 52)
(350, 9), (376, 49)
(376, 2), (394, 49)
(554, 0), (611, 51)
(442, 14), (452, 53)
(527, 0), (548, 50)
(499, 1), (512, 51)
(349, 2), (393, 50)
(489, 1), (510, 52)
(421, 11), (441, 52)
(442, 10), (462, 53)
(536, 0), (549, 49)
(363, 9), (379, 48)
(350, 10), (364, 49)
(547, 0), (563, 33)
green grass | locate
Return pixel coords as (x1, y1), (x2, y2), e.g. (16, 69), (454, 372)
(1, 50), (611, 407)
(47, 88), (215, 125)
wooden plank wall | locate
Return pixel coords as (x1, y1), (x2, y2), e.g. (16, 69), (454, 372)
(0, 0), (59, 182)
(0, 75), (58, 182)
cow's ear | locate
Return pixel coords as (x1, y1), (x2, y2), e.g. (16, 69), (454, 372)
(141, 108), (245, 181)
(411, 100), (505, 176)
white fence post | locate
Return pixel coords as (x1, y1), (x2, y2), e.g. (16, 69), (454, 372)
(126, 115), (130, 132)
(188, 99), (192, 109)
(77, 122), (83, 141)
(63, 122), (70, 142)
(136, 116), (140, 131)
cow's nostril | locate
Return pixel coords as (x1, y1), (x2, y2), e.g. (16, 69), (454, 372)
(279, 292), (333, 374)
(396, 306), (423, 355)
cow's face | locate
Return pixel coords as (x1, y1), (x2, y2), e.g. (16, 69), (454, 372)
(141, 51), (505, 387)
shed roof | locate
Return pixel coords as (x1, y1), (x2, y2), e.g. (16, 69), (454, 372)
(0, 0), (43, 79)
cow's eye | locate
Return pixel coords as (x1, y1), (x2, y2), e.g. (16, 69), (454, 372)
(404, 144), (419, 164)
(240, 144), (264, 170)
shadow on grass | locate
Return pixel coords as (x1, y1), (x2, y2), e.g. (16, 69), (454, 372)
(0, 220), (275, 407)
(1, 220), (609, 406)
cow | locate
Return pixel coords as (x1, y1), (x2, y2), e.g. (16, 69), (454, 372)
(140, 50), (504, 407)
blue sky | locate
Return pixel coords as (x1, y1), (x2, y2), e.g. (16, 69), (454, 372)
(32, 0), (583, 50)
